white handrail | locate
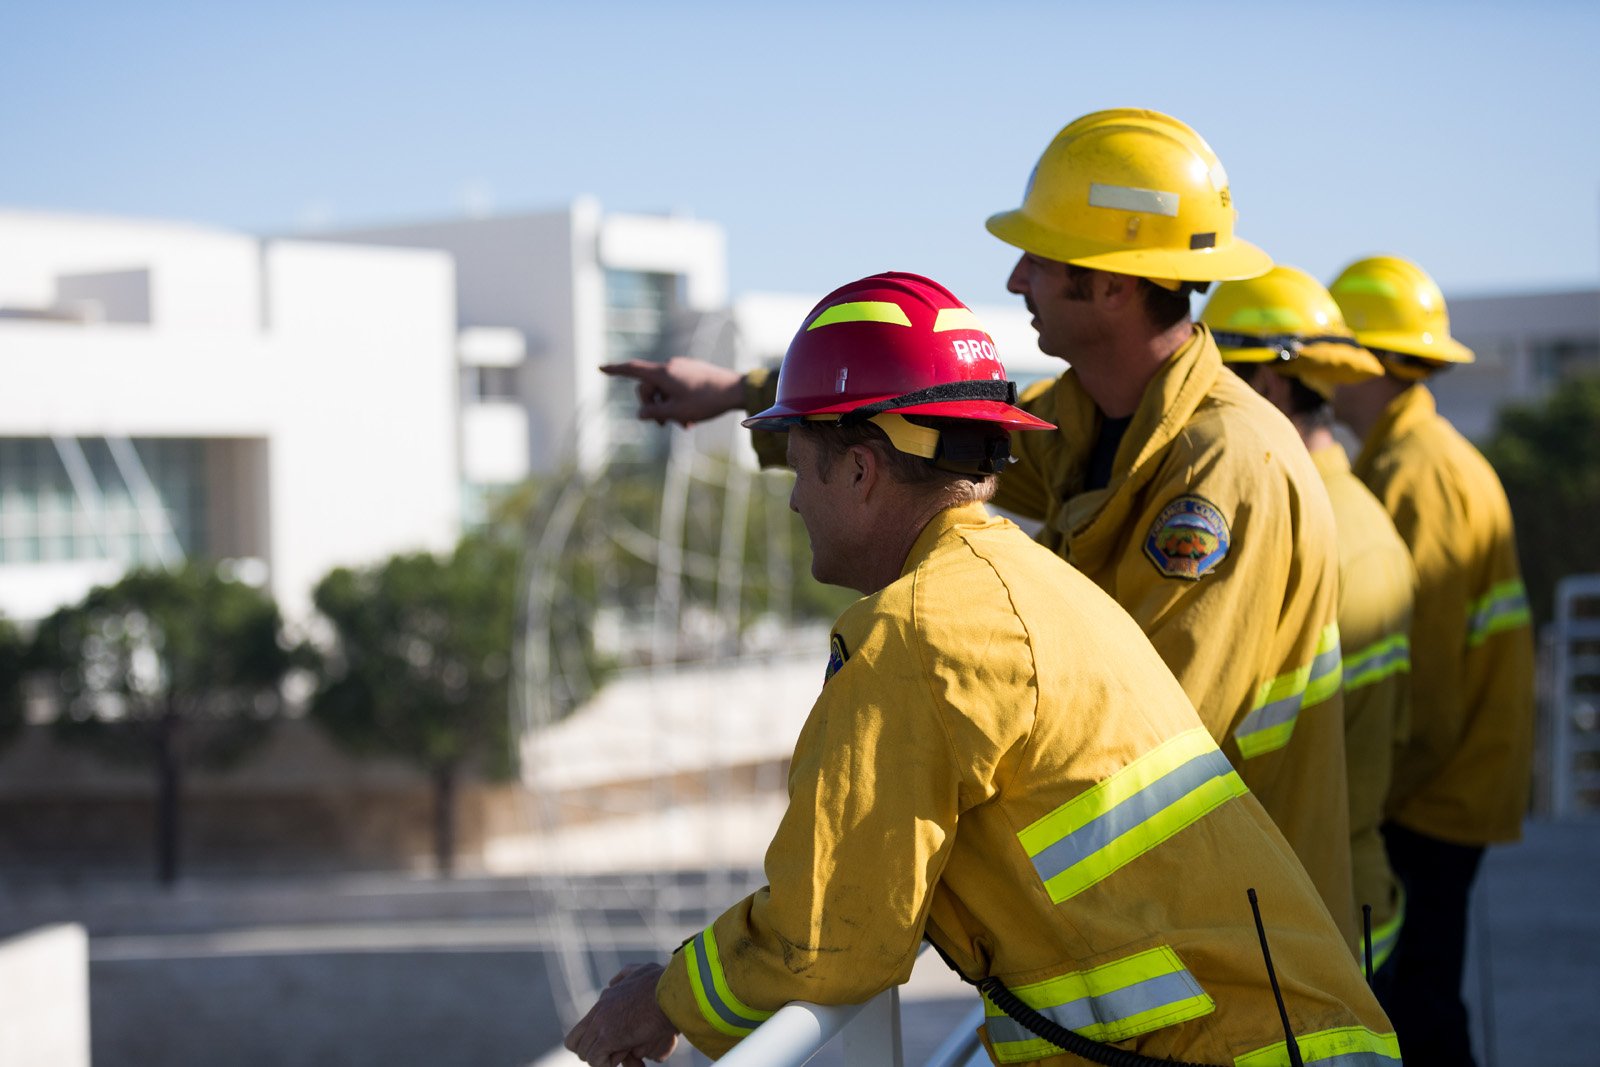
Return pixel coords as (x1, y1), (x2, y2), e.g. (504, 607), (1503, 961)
(922, 999), (987, 1067)
(715, 984), (989, 1067)
(717, 985), (900, 1067)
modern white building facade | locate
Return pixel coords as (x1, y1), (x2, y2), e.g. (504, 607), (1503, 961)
(0, 210), (461, 624)
(321, 198), (729, 513)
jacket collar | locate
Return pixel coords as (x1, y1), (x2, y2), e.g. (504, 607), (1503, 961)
(1309, 441), (1353, 482)
(1355, 384), (1436, 470)
(900, 501), (994, 578)
(1054, 325), (1219, 497)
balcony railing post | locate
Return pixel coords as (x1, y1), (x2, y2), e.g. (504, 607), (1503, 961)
(841, 983), (903, 1065)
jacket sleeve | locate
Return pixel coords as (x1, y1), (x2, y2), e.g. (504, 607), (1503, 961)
(742, 367), (790, 469)
(654, 615), (965, 1058)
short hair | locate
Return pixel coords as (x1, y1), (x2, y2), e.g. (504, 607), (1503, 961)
(793, 417), (998, 505)
(1061, 265), (1193, 330)
(1235, 363), (1334, 430)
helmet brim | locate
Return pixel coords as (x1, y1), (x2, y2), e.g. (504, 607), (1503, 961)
(744, 396), (1055, 433)
(986, 209), (1273, 283)
(1351, 329), (1475, 365)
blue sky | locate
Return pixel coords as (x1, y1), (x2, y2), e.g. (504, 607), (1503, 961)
(4, 1), (1598, 307)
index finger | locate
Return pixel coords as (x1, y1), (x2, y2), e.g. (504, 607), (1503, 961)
(599, 360), (668, 384)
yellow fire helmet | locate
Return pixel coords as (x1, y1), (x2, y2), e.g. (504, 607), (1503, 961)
(986, 108), (1272, 288)
(1329, 255), (1474, 379)
(1201, 265), (1385, 398)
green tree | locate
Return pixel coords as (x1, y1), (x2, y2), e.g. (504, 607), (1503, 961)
(28, 564), (293, 885)
(308, 532), (518, 876)
(0, 617), (26, 752)
(1482, 375), (1600, 625)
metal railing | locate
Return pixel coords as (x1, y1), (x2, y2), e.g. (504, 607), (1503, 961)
(718, 987), (986, 1067)
(1548, 574), (1600, 817)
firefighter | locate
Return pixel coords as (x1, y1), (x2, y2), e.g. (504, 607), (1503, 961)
(1328, 255), (1535, 1065)
(1201, 266), (1417, 968)
(604, 110), (1358, 947)
(566, 272), (1397, 1067)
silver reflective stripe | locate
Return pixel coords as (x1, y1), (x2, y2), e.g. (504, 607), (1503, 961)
(1236, 692), (1301, 741)
(1030, 749), (1234, 885)
(1088, 182), (1180, 217)
(1344, 637), (1409, 691)
(1310, 645), (1341, 685)
(1304, 1053), (1402, 1066)
(1468, 582), (1530, 646)
(690, 931), (767, 1033)
(984, 970), (1206, 1048)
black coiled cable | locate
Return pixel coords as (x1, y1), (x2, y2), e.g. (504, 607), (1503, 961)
(974, 975), (1217, 1067)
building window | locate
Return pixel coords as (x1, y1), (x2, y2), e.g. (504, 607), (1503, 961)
(462, 365), (520, 403)
(603, 270), (682, 456)
(1531, 338), (1600, 385)
(0, 437), (207, 566)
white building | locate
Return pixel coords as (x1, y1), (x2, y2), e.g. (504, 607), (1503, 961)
(0, 210), (461, 624)
(319, 198), (730, 514)
(1435, 287), (1600, 441)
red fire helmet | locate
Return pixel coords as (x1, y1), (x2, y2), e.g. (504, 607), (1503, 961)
(742, 272), (1055, 435)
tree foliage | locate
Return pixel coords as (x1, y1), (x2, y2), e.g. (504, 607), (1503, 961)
(28, 563), (293, 883)
(0, 617), (25, 752)
(1482, 375), (1600, 625)
(308, 532), (518, 875)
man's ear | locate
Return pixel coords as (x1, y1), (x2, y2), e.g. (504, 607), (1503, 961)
(1097, 271), (1140, 309)
(847, 442), (882, 495)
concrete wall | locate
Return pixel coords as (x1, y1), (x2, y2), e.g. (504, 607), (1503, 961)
(0, 924), (90, 1067)
(0, 722), (503, 878)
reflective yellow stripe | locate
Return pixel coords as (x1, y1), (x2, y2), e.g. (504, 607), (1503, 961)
(1467, 579), (1530, 648)
(982, 946), (1215, 1060)
(1019, 728), (1248, 903)
(685, 924), (773, 1037)
(1235, 624), (1340, 759)
(1303, 624), (1343, 709)
(1234, 1025), (1402, 1065)
(806, 300), (911, 330)
(1343, 632), (1410, 692)
(932, 307), (984, 332)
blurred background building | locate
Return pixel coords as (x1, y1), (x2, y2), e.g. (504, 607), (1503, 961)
(0, 209), (460, 626)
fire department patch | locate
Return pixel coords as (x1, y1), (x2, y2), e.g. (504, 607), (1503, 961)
(825, 633), (849, 682)
(1144, 496), (1231, 580)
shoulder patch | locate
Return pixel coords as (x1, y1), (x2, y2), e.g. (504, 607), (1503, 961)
(825, 633), (850, 682)
(1144, 495), (1231, 580)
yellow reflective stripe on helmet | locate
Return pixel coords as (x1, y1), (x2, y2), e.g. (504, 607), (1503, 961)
(931, 307), (984, 333)
(982, 946), (1215, 1061)
(1088, 181), (1180, 217)
(1343, 633), (1411, 692)
(806, 300), (912, 330)
(1466, 579), (1531, 648)
(1234, 1025), (1402, 1066)
(1235, 625), (1340, 759)
(685, 925), (773, 1037)
(1330, 275), (1399, 299)
(1018, 728), (1247, 904)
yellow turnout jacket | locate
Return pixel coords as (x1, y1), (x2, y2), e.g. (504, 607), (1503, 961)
(1352, 385), (1535, 845)
(987, 327), (1354, 942)
(1312, 443), (1414, 965)
(655, 504), (1395, 1065)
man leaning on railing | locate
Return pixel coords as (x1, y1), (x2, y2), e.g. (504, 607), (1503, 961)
(566, 273), (1398, 1067)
